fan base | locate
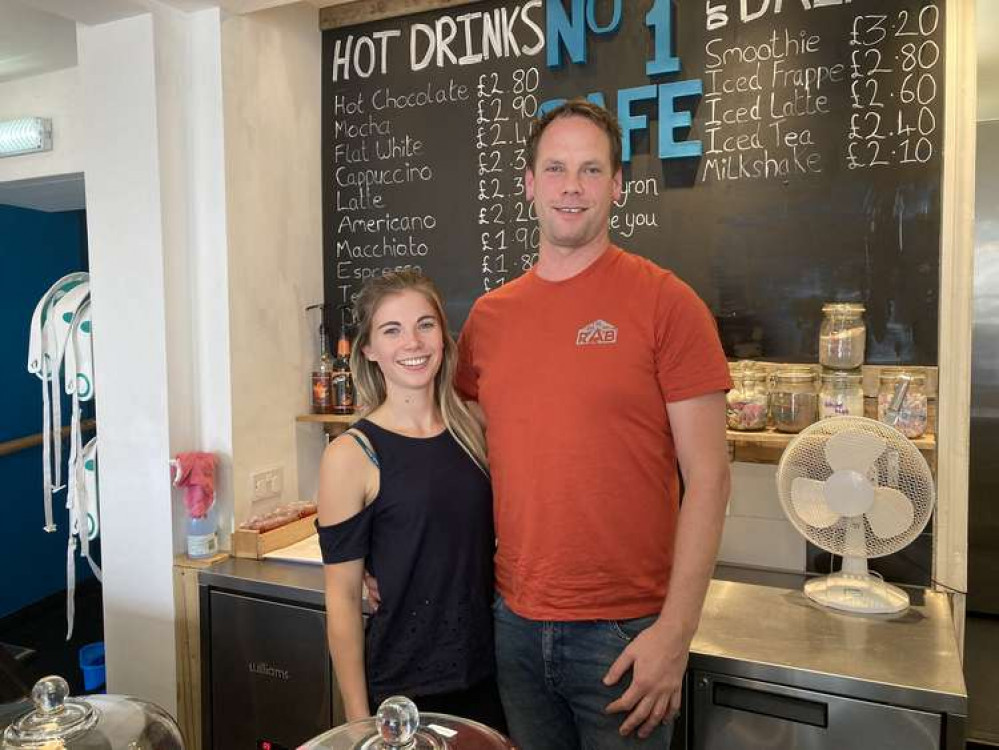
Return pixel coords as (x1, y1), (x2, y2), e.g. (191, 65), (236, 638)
(804, 573), (909, 614)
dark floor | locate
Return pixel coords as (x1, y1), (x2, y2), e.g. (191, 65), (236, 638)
(0, 579), (104, 697)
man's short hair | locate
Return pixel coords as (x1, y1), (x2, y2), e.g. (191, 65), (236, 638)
(525, 99), (623, 174)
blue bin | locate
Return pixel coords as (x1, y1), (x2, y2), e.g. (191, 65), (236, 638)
(79, 641), (106, 691)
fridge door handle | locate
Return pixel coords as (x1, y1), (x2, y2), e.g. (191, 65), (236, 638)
(712, 679), (829, 728)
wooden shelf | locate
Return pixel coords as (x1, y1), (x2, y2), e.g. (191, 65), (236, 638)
(297, 413), (936, 463)
(296, 413), (356, 424)
(727, 428), (936, 465)
(297, 412), (357, 437)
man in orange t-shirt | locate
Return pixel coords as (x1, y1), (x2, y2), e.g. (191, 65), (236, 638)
(457, 100), (732, 750)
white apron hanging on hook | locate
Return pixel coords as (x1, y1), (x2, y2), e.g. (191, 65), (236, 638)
(65, 298), (98, 557)
(63, 298), (99, 639)
(27, 272), (89, 533)
(81, 437), (100, 546)
(27, 273), (95, 639)
(62, 437), (101, 640)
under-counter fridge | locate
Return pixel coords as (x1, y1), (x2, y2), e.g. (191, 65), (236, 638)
(200, 586), (344, 750)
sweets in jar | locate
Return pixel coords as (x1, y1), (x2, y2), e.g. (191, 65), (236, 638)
(771, 368), (820, 433)
(726, 362), (769, 431)
(877, 368), (928, 438)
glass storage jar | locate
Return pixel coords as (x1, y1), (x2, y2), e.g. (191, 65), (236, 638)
(726, 362), (769, 431)
(819, 370), (865, 419)
(771, 368), (819, 433)
(819, 303), (866, 370)
(877, 368), (928, 438)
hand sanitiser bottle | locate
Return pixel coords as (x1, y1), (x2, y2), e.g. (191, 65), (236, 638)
(187, 502), (219, 558)
(172, 452), (219, 559)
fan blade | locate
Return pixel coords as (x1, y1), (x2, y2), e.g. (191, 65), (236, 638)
(866, 487), (915, 539)
(825, 430), (886, 474)
(791, 477), (840, 528)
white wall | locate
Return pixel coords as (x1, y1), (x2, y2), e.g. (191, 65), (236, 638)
(187, 8), (236, 540)
(62, 0), (318, 712)
(78, 12), (177, 711)
(152, 5), (235, 550)
(0, 66), (83, 183)
(78, 2), (231, 712)
(221, 2), (324, 523)
(719, 463), (805, 572)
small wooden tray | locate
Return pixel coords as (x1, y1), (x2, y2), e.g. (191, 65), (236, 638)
(232, 514), (317, 559)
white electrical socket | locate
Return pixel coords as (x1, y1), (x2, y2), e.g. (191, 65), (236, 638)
(251, 466), (283, 502)
(269, 467), (283, 496)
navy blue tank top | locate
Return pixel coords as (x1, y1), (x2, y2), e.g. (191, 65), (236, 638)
(317, 419), (495, 702)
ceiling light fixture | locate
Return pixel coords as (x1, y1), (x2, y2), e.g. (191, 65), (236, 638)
(0, 117), (53, 158)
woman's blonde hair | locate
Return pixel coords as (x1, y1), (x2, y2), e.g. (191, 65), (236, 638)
(349, 270), (488, 472)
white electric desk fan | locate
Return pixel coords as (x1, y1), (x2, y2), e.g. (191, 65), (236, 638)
(776, 416), (935, 614)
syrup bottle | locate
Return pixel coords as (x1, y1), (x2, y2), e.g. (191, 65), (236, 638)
(331, 306), (355, 415)
(310, 306), (334, 414)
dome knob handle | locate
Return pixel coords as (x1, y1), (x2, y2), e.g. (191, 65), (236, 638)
(32, 676), (70, 715)
(376, 696), (420, 747)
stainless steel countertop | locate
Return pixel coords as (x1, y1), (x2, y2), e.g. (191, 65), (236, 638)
(199, 558), (967, 715)
(689, 578), (967, 715)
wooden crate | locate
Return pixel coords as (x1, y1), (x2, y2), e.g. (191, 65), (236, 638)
(231, 514), (317, 559)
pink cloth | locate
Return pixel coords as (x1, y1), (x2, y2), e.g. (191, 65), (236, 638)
(174, 452), (216, 518)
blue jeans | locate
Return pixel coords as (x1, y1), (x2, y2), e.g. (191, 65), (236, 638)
(494, 595), (673, 750)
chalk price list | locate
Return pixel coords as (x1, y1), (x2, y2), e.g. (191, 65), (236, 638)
(330, 87), (455, 302)
(699, 27), (837, 184)
(476, 66), (542, 292)
(846, 5), (941, 169)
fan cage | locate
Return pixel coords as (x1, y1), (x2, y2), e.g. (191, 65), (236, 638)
(776, 416), (935, 558)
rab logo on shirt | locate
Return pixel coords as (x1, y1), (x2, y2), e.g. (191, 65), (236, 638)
(576, 319), (618, 346)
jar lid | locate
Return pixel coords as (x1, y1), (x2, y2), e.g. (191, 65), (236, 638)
(878, 368), (926, 385)
(776, 368), (818, 382)
(734, 371), (767, 383)
(821, 370), (863, 384)
(729, 360), (766, 382)
(821, 302), (865, 314)
(4, 676), (97, 746)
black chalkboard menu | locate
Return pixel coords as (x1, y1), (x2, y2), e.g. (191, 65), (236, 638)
(322, 0), (945, 363)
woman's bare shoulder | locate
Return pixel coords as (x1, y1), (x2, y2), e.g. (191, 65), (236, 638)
(317, 430), (378, 525)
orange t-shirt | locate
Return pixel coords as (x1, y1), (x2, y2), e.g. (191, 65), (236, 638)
(456, 247), (731, 620)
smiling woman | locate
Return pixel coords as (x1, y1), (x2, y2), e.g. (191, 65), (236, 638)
(314, 270), (505, 733)
(361, 291), (445, 394)
(346, 272), (485, 461)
